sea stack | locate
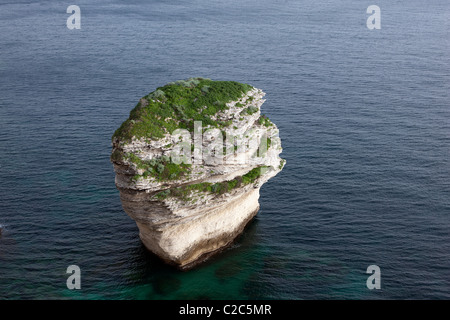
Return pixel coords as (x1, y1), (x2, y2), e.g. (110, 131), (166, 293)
(111, 78), (284, 269)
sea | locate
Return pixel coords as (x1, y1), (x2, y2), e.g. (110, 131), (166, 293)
(0, 0), (449, 299)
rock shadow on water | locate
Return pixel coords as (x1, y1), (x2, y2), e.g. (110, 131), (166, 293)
(214, 259), (243, 281)
(211, 217), (261, 281)
(152, 276), (182, 295)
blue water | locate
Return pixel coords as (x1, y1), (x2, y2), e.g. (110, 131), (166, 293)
(0, 0), (449, 299)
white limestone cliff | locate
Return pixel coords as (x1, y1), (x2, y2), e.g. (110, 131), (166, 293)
(111, 82), (284, 269)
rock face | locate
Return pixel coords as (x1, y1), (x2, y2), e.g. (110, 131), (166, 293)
(111, 78), (284, 269)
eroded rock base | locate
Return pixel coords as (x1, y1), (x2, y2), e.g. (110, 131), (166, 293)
(123, 188), (261, 269)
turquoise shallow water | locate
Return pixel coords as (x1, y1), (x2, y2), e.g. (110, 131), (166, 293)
(0, 0), (449, 299)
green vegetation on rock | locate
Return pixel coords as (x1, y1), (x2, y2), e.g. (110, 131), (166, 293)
(154, 166), (269, 201)
(111, 149), (124, 162)
(113, 78), (253, 142)
(257, 114), (273, 127)
(278, 159), (286, 170)
(127, 153), (191, 181)
(240, 105), (259, 116)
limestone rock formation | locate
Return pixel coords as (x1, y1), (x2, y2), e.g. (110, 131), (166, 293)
(111, 78), (284, 269)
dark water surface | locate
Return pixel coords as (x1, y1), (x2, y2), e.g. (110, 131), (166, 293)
(0, 0), (449, 299)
